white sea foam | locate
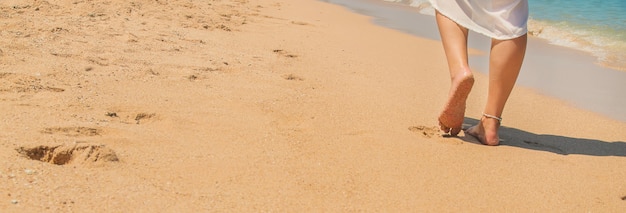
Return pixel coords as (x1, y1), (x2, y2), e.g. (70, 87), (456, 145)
(381, 0), (626, 71)
(528, 19), (626, 71)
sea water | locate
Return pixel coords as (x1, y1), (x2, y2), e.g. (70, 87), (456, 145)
(385, 0), (626, 71)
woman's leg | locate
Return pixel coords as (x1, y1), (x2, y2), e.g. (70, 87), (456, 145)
(466, 34), (527, 145)
(435, 11), (475, 136)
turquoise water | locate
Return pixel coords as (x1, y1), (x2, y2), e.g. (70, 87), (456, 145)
(530, 0), (626, 35)
(527, 0), (626, 70)
(384, 0), (626, 71)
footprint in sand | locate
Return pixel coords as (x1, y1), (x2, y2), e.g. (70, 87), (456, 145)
(408, 125), (440, 138)
(16, 143), (118, 166)
(186, 66), (224, 81)
(409, 125), (463, 145)
(273, 49), (298, 58)
(282, 74), (304, 81)
(104, 109), (158, 124)
(41, 127), (102, 137)
(0, 73), (65, 93)
(134, 112), (157, 124)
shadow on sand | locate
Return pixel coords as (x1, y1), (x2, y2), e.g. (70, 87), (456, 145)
(460, 118), (626, 157)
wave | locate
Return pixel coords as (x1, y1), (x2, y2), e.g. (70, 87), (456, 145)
(381, 0), (626, 71)
(527, 19), (626, 71)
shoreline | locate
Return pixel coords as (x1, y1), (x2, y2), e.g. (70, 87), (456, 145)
(380, 0), (626, 72)
(323, 0), (626, 123)
(526, 18), (626, 73)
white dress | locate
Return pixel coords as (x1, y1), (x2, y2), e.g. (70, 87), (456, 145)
(429, 0), (529, 40)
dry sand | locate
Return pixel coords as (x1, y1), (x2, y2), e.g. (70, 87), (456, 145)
(1, 0), (625, 212)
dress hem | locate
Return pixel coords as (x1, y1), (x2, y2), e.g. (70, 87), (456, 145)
(430, 3), (527, 40)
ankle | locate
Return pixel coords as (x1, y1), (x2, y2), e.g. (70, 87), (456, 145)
(453, 69), (473, 80)
(480, 118), (500, 145)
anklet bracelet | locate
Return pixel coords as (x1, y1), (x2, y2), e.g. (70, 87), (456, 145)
(483, 113), (502, 122)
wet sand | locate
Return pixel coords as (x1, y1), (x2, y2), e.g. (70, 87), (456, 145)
(1, 0), (625, 212)
(325, 0), (626, 123)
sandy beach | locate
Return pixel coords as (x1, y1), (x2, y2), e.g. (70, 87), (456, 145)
(1, 0), (625, 212)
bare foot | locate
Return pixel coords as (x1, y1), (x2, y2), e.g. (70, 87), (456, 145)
(438, 71), (474, 136)
(465, 116), (500, 146)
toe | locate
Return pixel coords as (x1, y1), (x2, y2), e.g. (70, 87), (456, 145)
(439, 121), (451, 133)
(439, 121), (450, 133)
(450, 127), (462, 136)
